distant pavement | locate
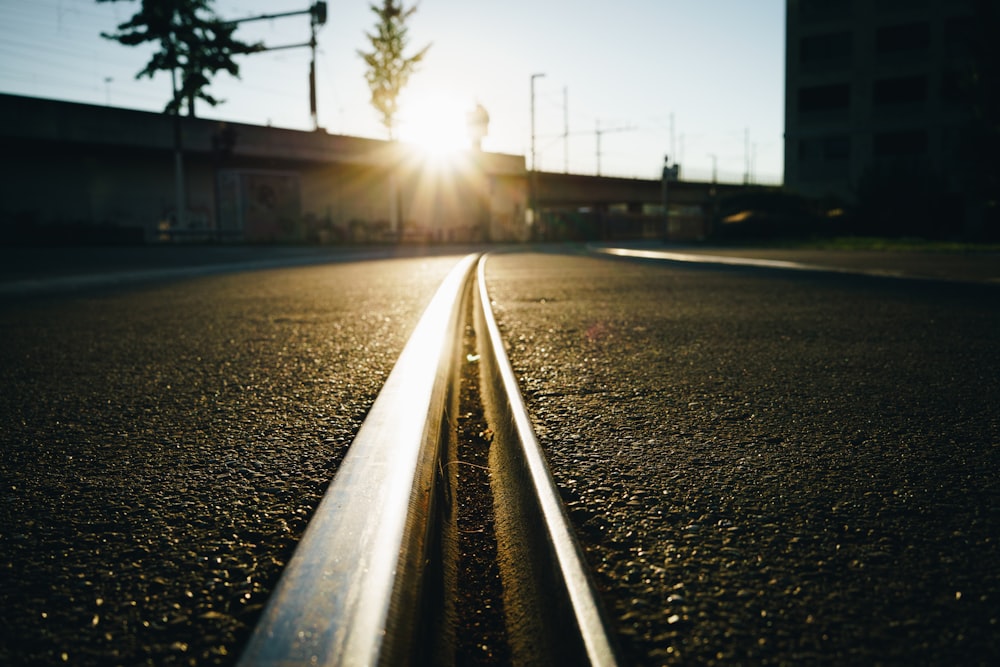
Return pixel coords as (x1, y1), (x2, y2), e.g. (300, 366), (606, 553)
(0, 245), (483, 297)
(590, 242), (1000, 284)
(1, 242), (997, 298)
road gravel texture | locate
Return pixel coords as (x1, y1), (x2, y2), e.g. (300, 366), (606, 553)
(484, 251), (1000, 665)
(0, 256), (463, 666)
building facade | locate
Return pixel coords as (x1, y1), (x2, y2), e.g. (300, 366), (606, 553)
(784, 0), (989, 234)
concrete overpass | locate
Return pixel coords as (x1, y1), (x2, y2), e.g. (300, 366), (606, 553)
(537, 172), (751, 210)
(0, 93), (527, 244)
(535, 172), (769, 241)
(0, 93), (777, 244)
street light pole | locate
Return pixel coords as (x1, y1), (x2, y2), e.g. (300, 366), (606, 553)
(596, 119), (601, 176)
(309, 17), (318, 130)
(530, 72), (545, 229)
(530, 73), (545, 172)
(171, 65), (186, 234)
(227, 2), (327, 130)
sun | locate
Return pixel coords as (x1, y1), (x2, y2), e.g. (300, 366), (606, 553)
(397, 92), (472, 162)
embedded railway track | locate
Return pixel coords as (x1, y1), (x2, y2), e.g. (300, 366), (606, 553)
(237, 254), (620, 666)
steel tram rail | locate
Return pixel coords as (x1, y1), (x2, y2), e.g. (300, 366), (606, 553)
(237, 253), (620, 666)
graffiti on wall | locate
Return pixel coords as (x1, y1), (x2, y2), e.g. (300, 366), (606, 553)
(217, 170), (302, 242)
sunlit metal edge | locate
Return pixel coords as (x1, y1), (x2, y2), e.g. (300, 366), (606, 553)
(237, 253), (480, 667)
(475, 254), (621, 666)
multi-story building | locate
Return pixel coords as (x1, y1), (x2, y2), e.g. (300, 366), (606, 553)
(784, 0), (986, 234)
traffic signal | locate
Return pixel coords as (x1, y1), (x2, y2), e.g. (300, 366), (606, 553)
(311, 2), (327, 26)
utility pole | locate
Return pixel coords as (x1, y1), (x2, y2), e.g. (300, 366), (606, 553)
(594, 120), (634, 176)
(309, 12), (319, 129)
(596, 120), (600, 176)
(530, 72), (545, 227)
(541, 120), (635, 176)
(744, 127), (750, 185)
(708, 153), (718, 183)
(662, 154), (678, 241)
(670, 112), (675, 160)
(171, 61), (186, 234)
(563, 86), (569, 173)
(227, 2), (327, 130)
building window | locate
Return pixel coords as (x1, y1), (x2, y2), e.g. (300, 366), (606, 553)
(876, 22), (930, 53)
(873, 75), (927, 105)
(824, 135), (851, 160)
(800, 0), (853, 22)
(800, 32), (853, 66)
(941, 69), (969, 105)
(873, 130), (928, 156)
(797, 136), (852, 181)
(875, 0), (928, 12)
(800, 136), (851, 162)
(798, 83), (851, 113)
(944, 17), (974, 59)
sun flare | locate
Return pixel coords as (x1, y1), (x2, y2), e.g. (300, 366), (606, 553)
(397, 92), (472, 162)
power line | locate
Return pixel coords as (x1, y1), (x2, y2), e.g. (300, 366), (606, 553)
(594, 120), (635, 176)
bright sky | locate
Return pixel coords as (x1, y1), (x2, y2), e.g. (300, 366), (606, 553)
(0, 0), (786, 184)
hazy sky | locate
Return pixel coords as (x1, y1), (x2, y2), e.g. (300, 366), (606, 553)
(1, 0), (786, 184)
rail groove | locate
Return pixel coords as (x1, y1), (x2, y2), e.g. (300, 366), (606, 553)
(237, 253), (619, 666)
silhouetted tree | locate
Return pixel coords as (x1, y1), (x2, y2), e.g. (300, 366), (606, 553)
(98, 0), (262, 117)
(357, 1), (431, 139)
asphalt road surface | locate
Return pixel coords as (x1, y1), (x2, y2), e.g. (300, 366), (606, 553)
(483, 250), (1000, 665)
(2, 246), (998, 666)
(0, 255), (465, 666)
